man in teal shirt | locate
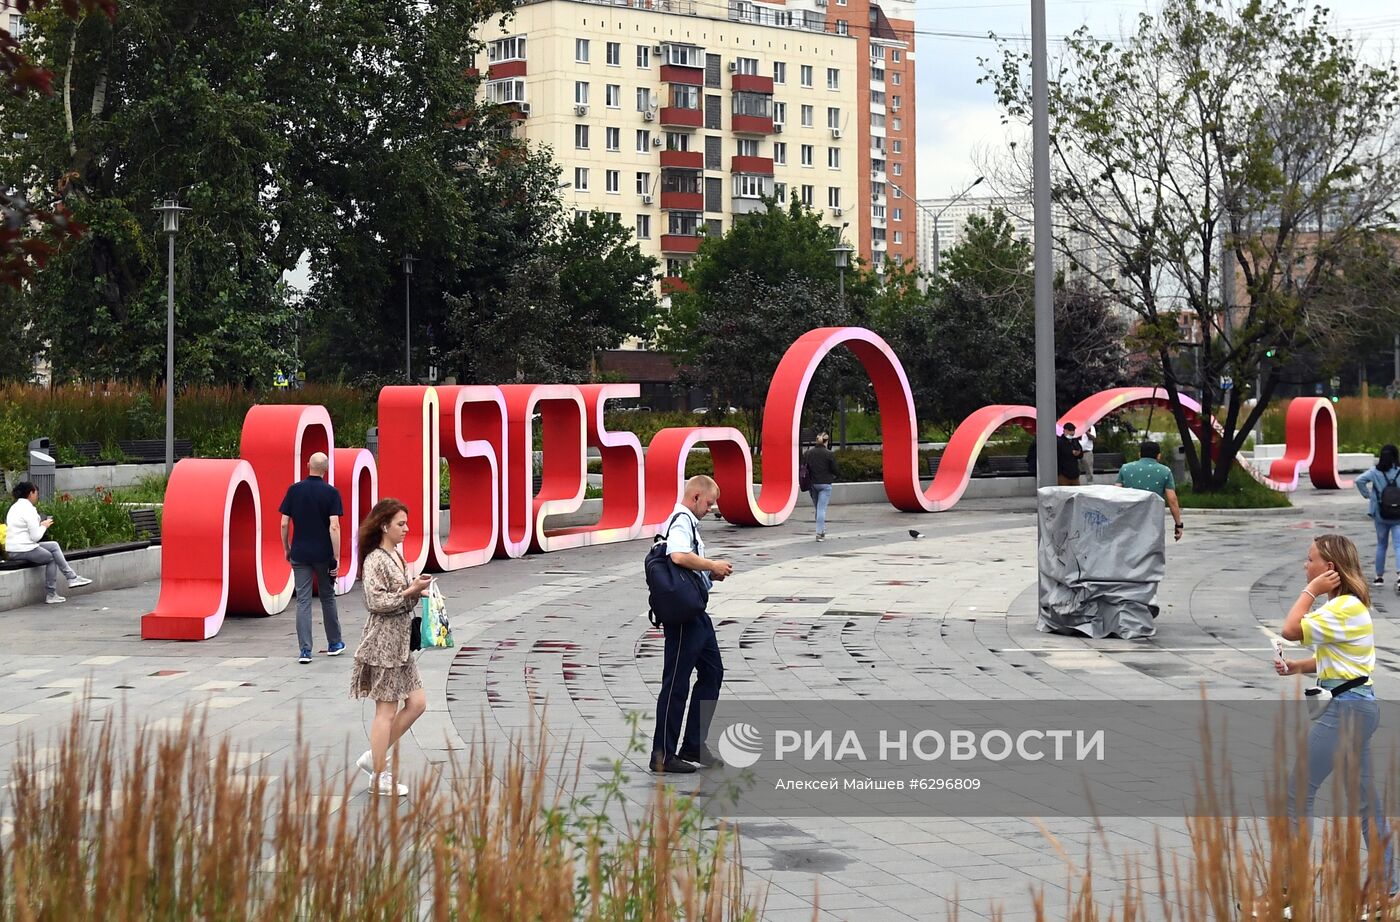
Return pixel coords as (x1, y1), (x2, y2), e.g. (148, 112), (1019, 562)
(1116, 440), (1184, 541)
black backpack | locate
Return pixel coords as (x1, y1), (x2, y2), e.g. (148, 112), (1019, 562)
(1380, 470), (1400, 521)
(645, 512), (709, 628)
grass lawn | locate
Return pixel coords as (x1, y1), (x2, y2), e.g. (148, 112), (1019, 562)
(1177, 465), (1292, 509)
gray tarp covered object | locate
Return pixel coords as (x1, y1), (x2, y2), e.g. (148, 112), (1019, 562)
(1036, 485), (1165, 640)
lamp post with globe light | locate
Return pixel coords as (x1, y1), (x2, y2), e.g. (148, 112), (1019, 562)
(153, 198), (190, 476)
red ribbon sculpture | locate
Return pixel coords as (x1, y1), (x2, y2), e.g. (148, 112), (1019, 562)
(141, 327), (1347, 640)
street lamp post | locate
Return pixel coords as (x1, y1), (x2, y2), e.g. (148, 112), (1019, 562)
(153, 198), (190, 477)
(929, 176), (985, 275)
(402, 254), (416, 381)
(830, 243), (856, 447)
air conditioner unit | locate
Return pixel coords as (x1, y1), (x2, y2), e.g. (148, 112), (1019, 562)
(519, 102), (532, 115)
(642, 194), (654, 204)
(773, 123), (783, 133)
(727, 61), (738, 72)
(643, 110), (655, 122)
(831, 207), (843, 217)
(652, 136), (663, 146)
(871, 191), (879, 201)
(653, 45), (663, 55)
(574, 104), (588, 116)
(830, 127), (842, 139)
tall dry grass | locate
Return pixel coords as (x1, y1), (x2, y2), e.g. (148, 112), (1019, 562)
(0, 707), (762, 921)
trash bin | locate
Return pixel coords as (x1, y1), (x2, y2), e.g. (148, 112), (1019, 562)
(1036, 485), (1165, 640)
(26, 437), (56, 502)
(366, 426), (378, 459)
(1171, 445), (1188, 487)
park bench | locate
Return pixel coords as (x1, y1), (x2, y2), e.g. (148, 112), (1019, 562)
(975, 454), (1034, 478)
(127, 508), (162, 545)
(116, 439), (193, 463)
(1092, 451), (1125, 474)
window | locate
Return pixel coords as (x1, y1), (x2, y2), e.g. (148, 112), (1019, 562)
(574, 167), (589, 190)
(827, 68), (840, 90)
(732, 92), (771, 118)
(827, 107), (840, 129)
(636, 87), (651, 112)
(606, 41), (621, 66)
(665, 131), (690, 151)
(488, 36), (526, 63)
(871, 45), (886, 60)
(665, 43), (703, 67)
(636, 172), (651, 194)
(893, 162), (902, 175)
(828, 187), (841, 208)
(891, 49), (902, 62)
(606, 212), (622, 224)
(637, 45), (651, 68)
(576, 39), (590, 63)
(893, 207), (902, 221)
(893, 185), (902, 199)
(735, 56), (759, 75)
(485, 78), (526, 104)
(734, 174), (766, 197)
(870, 65), (885, 83)
(773, 61), (787, 84)
(671, 84), (699, 109)
(666, 258), (687, 277)
(575, 81), (590, 105)
(606, 170), (620, 193)
(773, 101), (787, 124)
(871, 135), (886, 153)
(606, 126), (620, 150)
(636, 214), (651, 238)
(871, 181), (885, 198)
(800, 144), (813, 166)
(636, 130), (651, 152)
(574, 125), (589, 149)
(575, 209), (589, 221)
(705, 135), (722, 169)
(9, 12), (24, 39)
(661, 171), (701, 194)
(835, 21), (848, 36)
(773, 142), (787, 165)
(800, 184), (814, 206)
(800, 65), (813, 88)
(606, 84), (621, 108)
(870, 113), (885, 129)
(894, 230), (903, 244)
(705, 94), (721, 129)
(736, 138), (759, 157)
(774, 181), (787, 202)
(871, 89), (886, 106)
(827, 147), (840, 169)
(872, 204), (886, 219)
(891, 71), (902, 85)
(892, 117), (902, 132)
(668, 211), (700, 235)
(800, 104), (813, 127)
(705, 176), (722, 211)
(891, 94), (902, 111)
(892, 139), (903, 153)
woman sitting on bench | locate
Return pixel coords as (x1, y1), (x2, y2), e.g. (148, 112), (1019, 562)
(4, 481), (92, 604)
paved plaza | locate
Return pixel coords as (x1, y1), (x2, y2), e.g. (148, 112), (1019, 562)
(0, 486), (1387, 920)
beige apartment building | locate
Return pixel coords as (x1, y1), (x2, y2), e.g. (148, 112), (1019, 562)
(479, 0), (914, 288)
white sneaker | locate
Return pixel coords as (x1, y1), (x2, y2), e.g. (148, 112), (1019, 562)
(372, 772), (408, 797)
(45, 594), (66, 604)
(67, 575), (92, 589)
(355, 751), (374, 779)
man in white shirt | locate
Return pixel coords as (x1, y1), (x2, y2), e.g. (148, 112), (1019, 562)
(651, 474), (734, 774)
(5, 481), (91, 603)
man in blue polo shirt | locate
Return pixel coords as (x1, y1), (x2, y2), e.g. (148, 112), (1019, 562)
(1116, 440), (1184, 542)
(279, 452), (345, 663)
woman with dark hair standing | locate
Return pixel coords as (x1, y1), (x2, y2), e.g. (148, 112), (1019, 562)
(4, 481), (91, 604)
(349, 498), (433, 796)
(1354, 443), (1400, 589)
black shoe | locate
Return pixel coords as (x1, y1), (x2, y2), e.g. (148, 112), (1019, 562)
(677, 744), (724, 768)
(649, 752), (697, 774)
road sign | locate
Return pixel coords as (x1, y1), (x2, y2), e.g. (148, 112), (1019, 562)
(1219, 376), (1233, 391)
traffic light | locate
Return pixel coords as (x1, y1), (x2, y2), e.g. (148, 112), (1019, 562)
(1265, 348), (1277, 358)
(1331, 395), (1340, 403)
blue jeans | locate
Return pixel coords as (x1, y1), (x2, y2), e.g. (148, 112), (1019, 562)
(653, 612), (723, 757)
(810, 483), (833, 535)
(291, 560), (342, 653)
(1287, 693), (1394, 890)
(9, 541), (77, 594)
(1376, 517), (1400, 577)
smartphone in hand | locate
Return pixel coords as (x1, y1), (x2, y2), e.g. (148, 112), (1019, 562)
(1273, 638), (1286, 668)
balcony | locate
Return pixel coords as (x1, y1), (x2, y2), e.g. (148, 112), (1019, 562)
(659, 149), (704, 169)
(660, 64), (704, 85)
(660, 191), (704, 211)
(659, 106), (703, 128)
(660, 234), (702, 254)
(731, 74), (774, 94)
(731, 197), (767, 216)
(661, 276), (691, 294)
(730, 155), (774, 175)
(731, 114), (774, 135)
(487, 60), (526, 79)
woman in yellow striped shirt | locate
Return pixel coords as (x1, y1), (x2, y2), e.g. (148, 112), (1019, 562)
(1277, 534), (1393, 895)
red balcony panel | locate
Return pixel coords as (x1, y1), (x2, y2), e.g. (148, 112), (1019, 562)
(661, 276), (691, 295)
(731, 74), (774, 94)
(730, 155), (774, 176)
(487, 60), (527, 80)
(660, 191), (704, 211)
(659, 149), (704, 170)
(465, 66), (480, 78)
(731, 115), (774, 135)
(659, 107), (703, 128)
(660, 234), (702, 254)
(660, 65), (704, 85)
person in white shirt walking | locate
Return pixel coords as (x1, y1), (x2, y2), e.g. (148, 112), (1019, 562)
(4, 481), (91, 603)
(1078, 425), (1096, 484)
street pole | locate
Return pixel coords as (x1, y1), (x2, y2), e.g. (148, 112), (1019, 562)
(838, 264), (847, 447)
(165, 230), (175, 477)
(1031, 0), (1057, 490)
(402, 254), (415, 382)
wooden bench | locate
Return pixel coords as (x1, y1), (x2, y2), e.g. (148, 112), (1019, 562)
(74, 441), (103, 461)
(976, 454), (1034, 478)
(127, 508), (162, 545)
(1092, 451), (1125, 474)
(117, 439), (193, 463)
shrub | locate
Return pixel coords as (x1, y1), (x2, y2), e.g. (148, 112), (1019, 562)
(1177, 465), (1292, 509)
(0, 487), (139, 553)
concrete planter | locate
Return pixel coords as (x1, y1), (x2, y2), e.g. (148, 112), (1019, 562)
(4, 462), (165, 497)
(0, 544), (161, 611)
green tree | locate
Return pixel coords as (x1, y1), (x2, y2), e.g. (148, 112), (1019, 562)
(984, 0), (1400, 489)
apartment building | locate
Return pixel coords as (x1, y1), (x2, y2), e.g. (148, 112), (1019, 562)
(479, 0), (915, 287)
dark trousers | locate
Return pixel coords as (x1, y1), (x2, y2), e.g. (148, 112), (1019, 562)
(653, 611), (724, 757)
(292, 560), (342, 652)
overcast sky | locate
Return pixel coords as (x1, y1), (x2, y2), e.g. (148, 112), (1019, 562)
(913, 0), (1400, 202)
